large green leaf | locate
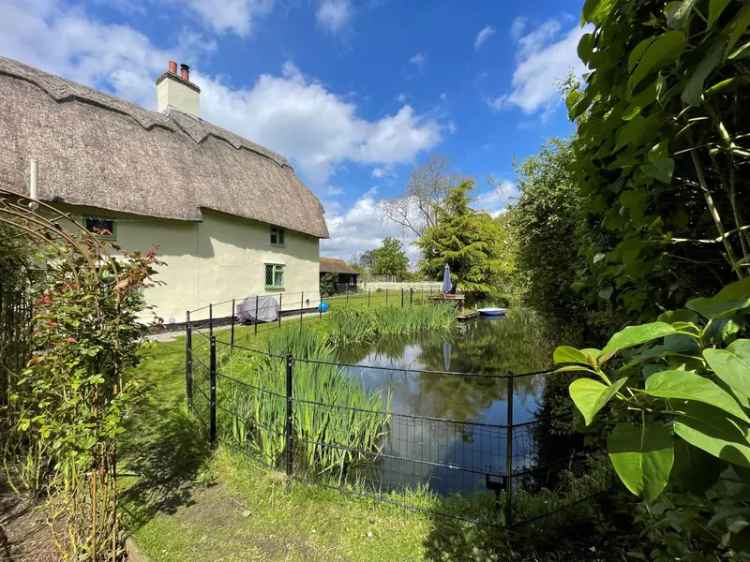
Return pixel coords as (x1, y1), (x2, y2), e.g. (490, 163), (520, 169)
(682, 39), (724, 106)
(554, 345), (597, 367)
(674, 402), (750, 468)
(600, 321), (679, 363)
(725, 5), (750, 57)
(665, 0), (698, 30)
(709, 0), (731, 27)
(582, 0), (615, 24)
(569, 377), (628, 426)
(628, 31), (687, 93)
(645, 370), (750, 423)
(704, 340), (750, 408)
(687, 277), (750, 319)
(608, 422), (674, 502)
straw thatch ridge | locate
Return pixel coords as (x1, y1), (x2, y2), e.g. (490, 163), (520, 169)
(0, 56), (328, 238)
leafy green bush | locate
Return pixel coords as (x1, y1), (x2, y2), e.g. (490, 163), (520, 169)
(556, 277), (750, 555)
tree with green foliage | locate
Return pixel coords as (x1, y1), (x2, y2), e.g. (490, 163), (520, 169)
(569, 0), (750, 321)
(371, 237), (409, 280)
(510, 140), (586, 322)
(418, 181), (507, 300)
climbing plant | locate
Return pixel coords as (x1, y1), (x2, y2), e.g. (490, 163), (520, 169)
(569, 0), (750, 319)
(1, 189), (161, 560)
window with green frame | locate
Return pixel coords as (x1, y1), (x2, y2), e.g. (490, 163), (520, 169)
(265, 263), (285, 289)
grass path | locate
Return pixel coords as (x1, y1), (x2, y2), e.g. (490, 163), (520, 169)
(118, 325), (442, 561)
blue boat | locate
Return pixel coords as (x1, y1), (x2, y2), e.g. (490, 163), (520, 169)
(477, 307), (507, 317)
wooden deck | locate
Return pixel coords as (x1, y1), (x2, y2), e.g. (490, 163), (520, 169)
(456, 310), (479, 322)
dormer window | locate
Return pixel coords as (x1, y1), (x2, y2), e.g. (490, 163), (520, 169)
(270, 226), (285, 246)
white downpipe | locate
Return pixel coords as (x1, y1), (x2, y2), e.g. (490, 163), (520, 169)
(29, 158), (39, 209)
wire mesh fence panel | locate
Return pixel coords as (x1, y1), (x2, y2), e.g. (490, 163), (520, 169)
(185, 303), (610, 529)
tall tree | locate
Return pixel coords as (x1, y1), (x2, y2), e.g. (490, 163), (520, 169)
(371, 237), (409, 280)
(510, 140), (585, 322)
(382, 156), (462, 237)
(418, 181), (506, 299)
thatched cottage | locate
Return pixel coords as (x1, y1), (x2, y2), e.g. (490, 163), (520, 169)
(0, 57), (329, 323)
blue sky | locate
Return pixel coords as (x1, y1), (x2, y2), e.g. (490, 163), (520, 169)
(1, 0), (586, 261)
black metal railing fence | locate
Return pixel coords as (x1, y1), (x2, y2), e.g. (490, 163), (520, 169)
(183, 304), (611, 529)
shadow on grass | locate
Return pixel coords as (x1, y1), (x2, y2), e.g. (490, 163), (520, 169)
(421, 490), (624, 562)
(118, 348), (213, 530)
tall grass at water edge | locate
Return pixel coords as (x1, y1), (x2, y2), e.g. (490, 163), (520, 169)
(328, 304), (456, 346)
(219, 329), (391, 481)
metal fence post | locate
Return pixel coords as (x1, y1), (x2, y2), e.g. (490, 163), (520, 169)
(285, 353), (295, 477)
(255, 295), (259, 336)
(209, 303), (213, 339)
(346, 285), (349, 306)
(368, 289), (371, 307)
(185, 311), (193, 411)
(209, 335), (218, 446)
(505, 374), (514, 528)
(401, 288), (404, 308)
(278, 293), (283, 329)
(319, 293), (323, 320)
(410, 288), (414, 306)
(385, 288), (389, 305)
(230, 299), (236, 350)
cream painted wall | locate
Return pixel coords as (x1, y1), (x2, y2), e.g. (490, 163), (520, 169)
(156, 76), (199, 117)
(57, 205), (321, 324)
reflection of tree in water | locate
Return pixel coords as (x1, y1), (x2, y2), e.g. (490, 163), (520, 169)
(338, 311), (553, 423)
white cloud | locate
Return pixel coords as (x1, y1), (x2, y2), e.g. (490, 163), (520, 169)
(474, 25), (495, 50)
(371, 166), (395, 179)
(321, 191), (421, 263)
(510, 16), (526, 41)
(439, 92), (447, 101)
(396, 92), (408, 103)
(409, 52), (426, 67)
(316, 0), (353, 33)
(197, 70), (443, 184)
(473, 180), (519, 216)
(0, 1), (443, 186)
(489, 18), (588, 114)
(326, 185), (344, 196)
(184, 0), (274, 37)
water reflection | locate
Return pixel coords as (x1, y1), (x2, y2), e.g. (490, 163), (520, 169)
(338, 316), (553, 494)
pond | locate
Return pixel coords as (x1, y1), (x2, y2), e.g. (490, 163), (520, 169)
(337, 313), (556, 495)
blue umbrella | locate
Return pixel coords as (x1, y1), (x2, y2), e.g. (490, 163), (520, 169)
(442, 264), (452, 294)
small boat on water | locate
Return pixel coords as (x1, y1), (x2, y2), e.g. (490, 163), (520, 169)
(478, 307), (507, 317)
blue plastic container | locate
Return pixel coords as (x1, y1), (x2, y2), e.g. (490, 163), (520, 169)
(319, 302), (330, 312)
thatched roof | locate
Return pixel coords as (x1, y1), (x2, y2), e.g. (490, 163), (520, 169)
(0, 56), (328, 239)
(320, 257), (358, 275)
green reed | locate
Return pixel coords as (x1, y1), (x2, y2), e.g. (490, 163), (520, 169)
(328, 304), (455, 346)
(219, 329), (390, 480)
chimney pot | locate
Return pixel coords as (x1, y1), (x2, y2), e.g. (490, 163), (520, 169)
(180, 64), (190, 82)
(168, 60), (177, 74)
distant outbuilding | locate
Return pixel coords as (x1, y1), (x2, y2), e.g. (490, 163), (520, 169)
(320, 258), (359, 293)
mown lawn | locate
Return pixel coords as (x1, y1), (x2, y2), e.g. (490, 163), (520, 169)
(117, 322), (468, 562)
(118, 315), (618, 562)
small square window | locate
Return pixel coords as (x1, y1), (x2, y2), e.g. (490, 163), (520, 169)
(85, 217), (115, 239)
(270, 226), (285, 246)
(265, 263), (285, 288)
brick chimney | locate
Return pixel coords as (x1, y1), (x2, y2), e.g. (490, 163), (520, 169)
(155, 60), (200, 117)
